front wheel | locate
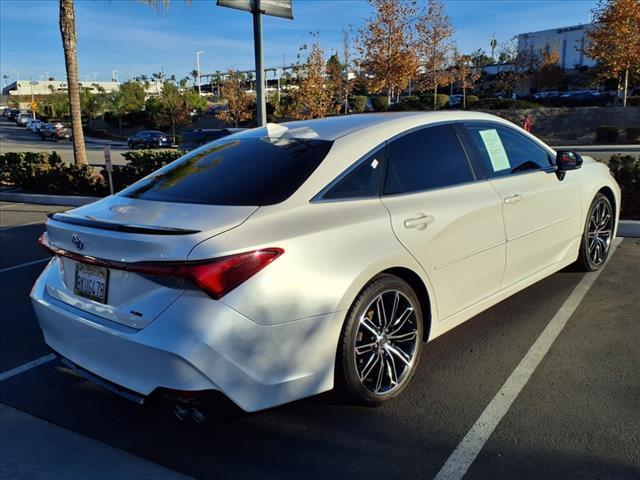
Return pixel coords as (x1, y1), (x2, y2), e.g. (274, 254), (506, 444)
(576, 193), (614, 271)
(337, 274), (423, 406)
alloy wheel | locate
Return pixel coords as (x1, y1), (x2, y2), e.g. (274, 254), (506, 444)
(587, 199), (612, 267)
(354, 290), (419, 395)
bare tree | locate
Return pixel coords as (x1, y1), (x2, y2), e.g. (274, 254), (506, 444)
(415, 0), (455, 110)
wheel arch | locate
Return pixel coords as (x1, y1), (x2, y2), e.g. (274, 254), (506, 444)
(597, 186), (617, 230)
(381, 267), (432, 342)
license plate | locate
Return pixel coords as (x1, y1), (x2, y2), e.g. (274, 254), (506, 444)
(74, 263), (109, 303)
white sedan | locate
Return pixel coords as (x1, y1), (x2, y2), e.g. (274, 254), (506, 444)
(32, 112), (620, 412)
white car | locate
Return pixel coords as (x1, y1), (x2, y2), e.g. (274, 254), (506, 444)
(32, 112), (620, 412)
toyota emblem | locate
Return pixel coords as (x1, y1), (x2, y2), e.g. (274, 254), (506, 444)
(71, 234), (84, 250)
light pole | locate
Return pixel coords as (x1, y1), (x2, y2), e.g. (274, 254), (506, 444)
(196, 51), (205, 95)
(29, 79), (39, 119)
(112, 70), (118, 82)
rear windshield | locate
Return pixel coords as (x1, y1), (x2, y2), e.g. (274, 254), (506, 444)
(120, 137), (333, 206)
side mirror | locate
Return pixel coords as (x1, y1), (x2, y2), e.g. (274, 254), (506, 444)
(556, 151), (583, 172)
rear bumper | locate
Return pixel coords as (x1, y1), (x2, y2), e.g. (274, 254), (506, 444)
(31, 260), (344, 412)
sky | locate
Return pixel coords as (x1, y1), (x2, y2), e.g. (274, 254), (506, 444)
(0, 0), (596, 86)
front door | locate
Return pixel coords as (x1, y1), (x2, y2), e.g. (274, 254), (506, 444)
(462, 122), (582, 287)
(381, 124), (506, 321)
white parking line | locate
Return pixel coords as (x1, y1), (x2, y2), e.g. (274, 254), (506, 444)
(0, 257), (50, 274)
(0, 220), (44, 231)
(0, 202), (25, 209)
(433, 238), (623, 480)
(0, 354), (56, 382)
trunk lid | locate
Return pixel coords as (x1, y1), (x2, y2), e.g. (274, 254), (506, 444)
(44, 195), (257, 329)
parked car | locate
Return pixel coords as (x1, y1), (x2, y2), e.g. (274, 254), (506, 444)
(448, 94), (463, 107)
(26, 119), (44, 132)
(178, 128), (245, 152)
(33, 112), (620, 412)
(127, 131), (173, 149)
(6, 108), (20, 119)
(16, 112), (34, 126)
(40, 122), (71, 141)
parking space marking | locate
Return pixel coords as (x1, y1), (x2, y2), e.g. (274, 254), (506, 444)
(0, 220), (44, 231)
(433, 238), (623, 480)
(0, 257), (50, 274)
(0, 202), (25, 209)
(0, 354), (56, 382)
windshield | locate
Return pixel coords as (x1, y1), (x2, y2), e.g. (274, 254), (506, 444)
(120, 136), (333, 206)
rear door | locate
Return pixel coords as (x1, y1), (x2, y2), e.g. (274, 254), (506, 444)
(461, 122), (581, 288)
(381, 124), (506, 321)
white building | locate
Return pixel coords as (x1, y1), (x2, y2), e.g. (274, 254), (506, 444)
(2, 80), (164, 97)
(517, 24), (596, 70)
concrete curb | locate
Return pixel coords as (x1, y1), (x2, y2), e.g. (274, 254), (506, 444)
(0, 191), (101, 207)
(618, 220), (640, 238)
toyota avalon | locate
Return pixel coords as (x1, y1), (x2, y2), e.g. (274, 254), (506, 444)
(32, 112), (620, 411)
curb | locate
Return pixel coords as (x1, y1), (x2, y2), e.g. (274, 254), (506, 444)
(0, 191), (101, 207)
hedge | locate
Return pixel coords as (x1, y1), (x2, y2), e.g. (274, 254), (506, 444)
(350, 95), (367, 114)
(371, 96), (389, 112)
(596, 125), (619, 143)
(418, 94), (450, 110)
(471, 98), (541, 110)
(609, 154), (640, 219)
(0, 150), (182, 196)
(626, 127), (640, 143)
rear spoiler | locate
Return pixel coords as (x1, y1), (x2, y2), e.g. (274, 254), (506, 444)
(47, 213), (201, 235)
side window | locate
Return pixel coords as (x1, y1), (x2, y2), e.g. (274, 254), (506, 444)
(464, 123), (552, 177)
(383, 124), (474, 195)
(321, 148), (385, 200)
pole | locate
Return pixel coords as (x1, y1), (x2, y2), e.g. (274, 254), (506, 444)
(252, 0), (266, 126)
(30, 80), (36, 120)
(623, 67), (629, 108)
(196, 51), (204, 95)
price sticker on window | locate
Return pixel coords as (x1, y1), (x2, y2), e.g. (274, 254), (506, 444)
(479, 129), (510, 172)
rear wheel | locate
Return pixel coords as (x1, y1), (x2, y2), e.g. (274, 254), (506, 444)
(576, 193), (613, 271)
(338, 275), (423, 406)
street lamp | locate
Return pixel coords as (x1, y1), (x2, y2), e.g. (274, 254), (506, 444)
(196, 51), (205, 95)
(112, 70), (118, 82)
(29, 79), (39, 119)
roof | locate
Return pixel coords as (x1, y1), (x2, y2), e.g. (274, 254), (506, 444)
(233, 111), (510, 142)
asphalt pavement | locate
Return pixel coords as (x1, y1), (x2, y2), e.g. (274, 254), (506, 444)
(0, 201), (639, 479)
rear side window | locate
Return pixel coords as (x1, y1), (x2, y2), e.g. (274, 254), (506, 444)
(321, 148), (385, 200)
(383, 124), (474, 195)
(464, 123), (552, 176)
(121, 137), (333, 206)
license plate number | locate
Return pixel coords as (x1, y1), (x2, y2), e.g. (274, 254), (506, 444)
(74, 263), (109, 303)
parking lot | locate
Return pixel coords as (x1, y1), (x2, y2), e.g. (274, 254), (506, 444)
(1, 201), (639, 479)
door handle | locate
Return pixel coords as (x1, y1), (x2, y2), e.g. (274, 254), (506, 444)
(404, 214), (435, 230)
(504, 193), (524, 205)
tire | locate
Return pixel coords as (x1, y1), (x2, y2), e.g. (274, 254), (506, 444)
(575, 193), (614, 271)
(337, 274), (423, 406)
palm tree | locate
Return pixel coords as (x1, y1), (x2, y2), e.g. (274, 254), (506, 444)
(59, 0), (87, 166)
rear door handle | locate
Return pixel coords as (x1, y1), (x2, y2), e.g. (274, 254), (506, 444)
(404, 214), (435, 230)
(504, 193), (524, 205)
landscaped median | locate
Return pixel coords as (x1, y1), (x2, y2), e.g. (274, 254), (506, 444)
(0, 150), (638, 220)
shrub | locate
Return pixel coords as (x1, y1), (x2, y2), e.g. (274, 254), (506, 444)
(626, 127), (640, 142)
(350, 95), (367, 114)
(0, 151), (105, 195)
(418, 93), (449, 110)
(371, 96), (389, 112)
(464, 95), (480, 107)
(626, 96), (640, 107)
(471, 98), (541, 110)
(392, 96), (423, 111)
(108, 149), (182, 191)
(608, 154), (640, 219)
(596, 125), (619, 143)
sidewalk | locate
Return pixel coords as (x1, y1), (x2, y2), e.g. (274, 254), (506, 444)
(0, 405), (192, 480)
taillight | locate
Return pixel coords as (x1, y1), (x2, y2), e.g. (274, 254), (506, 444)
(38, 232), (283, 300)
(165, 249), (283, 299)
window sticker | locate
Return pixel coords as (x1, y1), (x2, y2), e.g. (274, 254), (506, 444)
(478, 129), (510, 172)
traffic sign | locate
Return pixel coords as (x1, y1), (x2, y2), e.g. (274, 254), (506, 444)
(217, 0), (293, 19)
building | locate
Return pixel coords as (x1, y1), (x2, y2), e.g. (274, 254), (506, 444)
(2, 79), (164, 97)
(2, 80), (120, 97)
(517, 24), (596, 70)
